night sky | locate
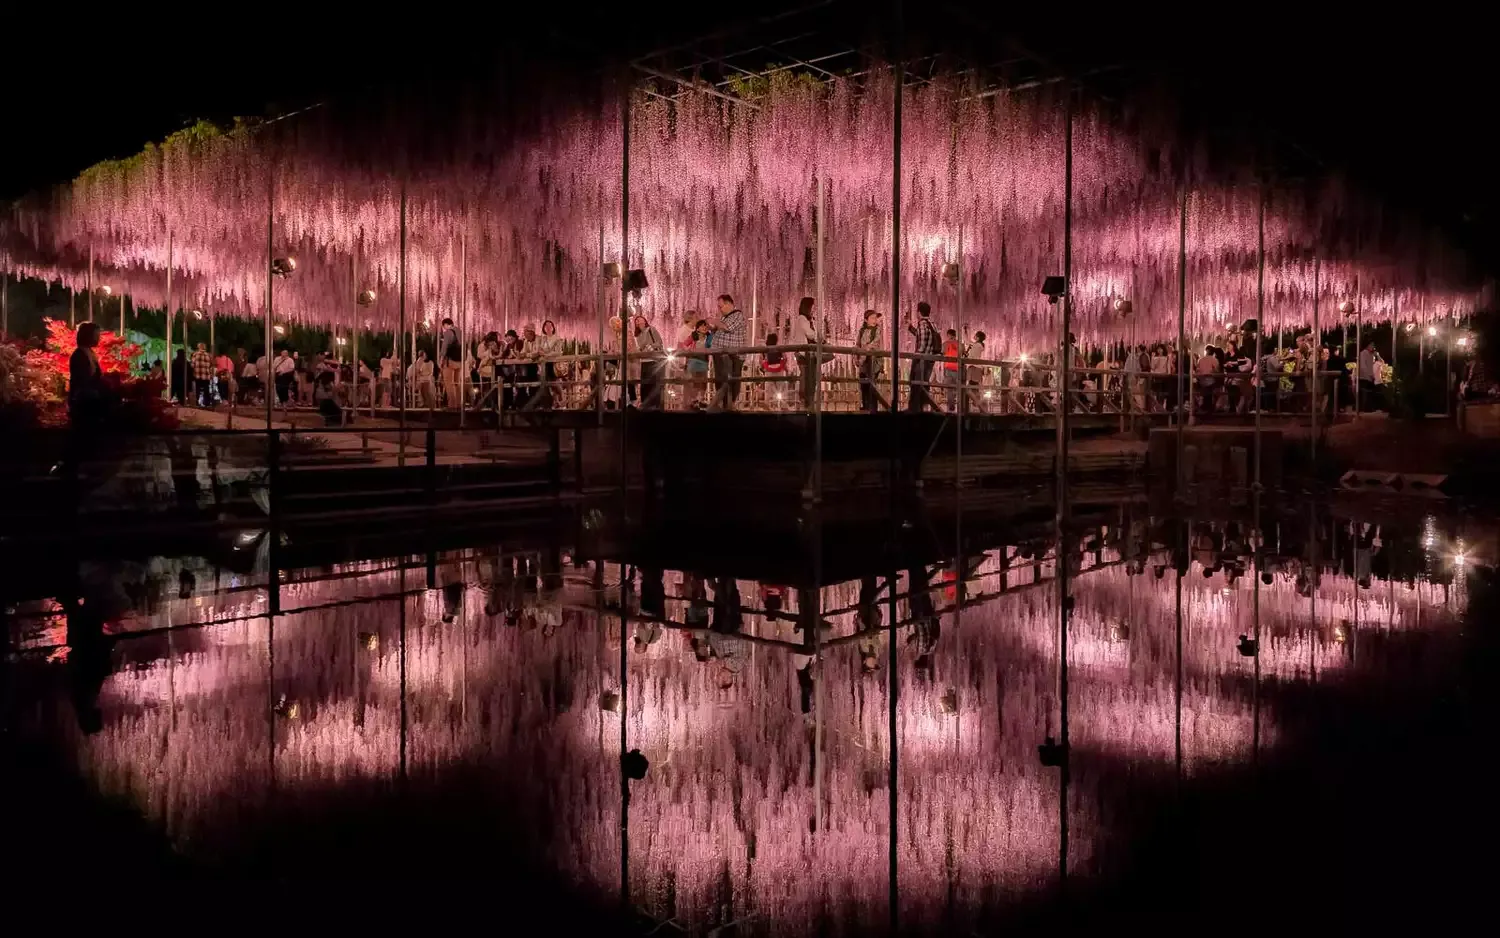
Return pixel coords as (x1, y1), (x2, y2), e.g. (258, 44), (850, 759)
(5, 5), (1497, 271)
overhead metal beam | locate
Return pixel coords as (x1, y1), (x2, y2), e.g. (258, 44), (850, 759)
(632, 63), (763, 109)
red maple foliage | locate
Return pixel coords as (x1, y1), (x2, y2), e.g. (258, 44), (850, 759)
(23, 318), (140, 385)
(10, 319), (176, 430)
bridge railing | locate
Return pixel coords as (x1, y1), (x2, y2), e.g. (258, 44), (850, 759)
(467, 345), (1349, 419)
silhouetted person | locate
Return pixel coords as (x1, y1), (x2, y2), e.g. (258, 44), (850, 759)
(66, 594), (111, 735)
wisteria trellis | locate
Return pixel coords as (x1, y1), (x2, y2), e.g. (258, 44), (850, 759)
(0, 68), (1486, 349)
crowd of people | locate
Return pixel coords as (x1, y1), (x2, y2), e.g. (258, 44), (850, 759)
(120, 300), (1443, 424)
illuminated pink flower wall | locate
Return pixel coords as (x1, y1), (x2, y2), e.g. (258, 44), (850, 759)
(18, 545), (1462, 933)
(2, 71), (1484, 350)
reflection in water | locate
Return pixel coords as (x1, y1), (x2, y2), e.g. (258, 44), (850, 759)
(6, 509), (1473, 932)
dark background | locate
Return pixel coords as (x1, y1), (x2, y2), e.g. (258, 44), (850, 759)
(4, 4), (1496, 268)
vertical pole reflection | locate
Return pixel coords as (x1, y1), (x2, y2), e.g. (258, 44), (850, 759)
(620, 564), (632, 913)
(887, 4), (905, 932)
(399, 560), (408, 787)
(1055, 85), (1074, 901)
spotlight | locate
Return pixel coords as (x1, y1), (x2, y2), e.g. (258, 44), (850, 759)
(1338, 299), (1355, 316)
(1236, 635), (1258, 657)
(271, 257), (297, 278)
(1405, 322), (1417, 333)
(599, 690), (622, 713)
(623, 268), (649, 295)
(602, 262), (622, 281)
(359, 632), (379, 651)
(1018, 352), (1030, 363)
(1109, 623), (1131, 643)
(940, 262), (960, 285)
(335, 336), (347, 347)
(273, 324), (286, 336)
(983, 390), (993, 399)
(356, 288), (377, 307)
(1041, 275), (1066, 304)
(1113, 297), (1133, 315)
(99, 285), (113, 297)
(1333, 623), (1348, 644)
(1453, 550), (1468, 568)
(1240, 318), (1258, 335)
(1427, 325), (1438, 337)
(1457, 335), (1470, 348)
(191, 309), (205, 321)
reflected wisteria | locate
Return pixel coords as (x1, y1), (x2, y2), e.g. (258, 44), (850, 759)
(4, 505), (1476, 932)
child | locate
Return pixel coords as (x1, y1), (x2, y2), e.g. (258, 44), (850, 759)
(684, 318), (711, 409)
(761, 332), (788, 409)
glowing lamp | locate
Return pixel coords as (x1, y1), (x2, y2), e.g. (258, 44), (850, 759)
(1113, 297), (1133, 315)
(1405, 323), (1417, 333)
(1454, 551), (1468, 568)
(1109, 623), (1131, 643)
(356, 288), (377, 306)
(623, 268), (649, 294)
(1427, 325), (1439, 337)
(1333, 624), (1348, 644)
(273, 324), (287, 336)
(602, 262), (622, 281)
(1018, 352), (1030, 363)
(191, 309), (205, 321)
(335, 336), (348, 347)
(983, 390), (993, 399)
(1338, 300), (1355, 316)
(359, 632), (379, 651)
(1041, 275), (1066, 304)
(271, 257), (297, 277)
(940, 262), (960, 284)
(599, 690), (622, 713)
(99, 285), (113, 297)
(1457, 336), (1470, 348)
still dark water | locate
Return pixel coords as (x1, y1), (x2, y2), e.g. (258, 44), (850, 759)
(3, 498), (1493, 933)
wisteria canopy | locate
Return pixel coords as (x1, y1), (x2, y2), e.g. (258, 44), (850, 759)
(1, 56), (1488, 350)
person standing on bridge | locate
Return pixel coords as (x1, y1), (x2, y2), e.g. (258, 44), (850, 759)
(857, 309), (883, 412)
(788, 296), (822, 409)
(633, 311), (664, 408)
(906, 301), (941, 412)
(437, 316), (462, 409)
(710, 294), (745, 410)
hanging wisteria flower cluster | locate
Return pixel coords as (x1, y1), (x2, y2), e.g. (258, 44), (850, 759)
(0, 65), (1486, 351)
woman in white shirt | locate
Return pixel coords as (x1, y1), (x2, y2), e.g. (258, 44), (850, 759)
(410, 350), (436, 408)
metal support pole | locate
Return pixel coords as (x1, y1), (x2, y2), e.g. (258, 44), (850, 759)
(69, 285), (76, 329)
(1311, 258), (1320, 465)
(1175, 189), (1187, 488)
(1254, 186), (1264, 491)
(956, 223), (964, 488)
(119, 293), (125, 339)
(166, 232), (175, 403)
(1354, 275), (1362, 416)
(890, 58), (903, 418)
(1445, 317), (1453, 417)
(87, 246), (94, 324)
(597, 223), (606, 424)
(1391, 294), (1399, 395)
(399, 183), (409, 467)
(814, 173), (825, 499)
(351, 255), (360, 416)
(460, 228), (468, 428)
(620, 77), (631, 479)
(264, 170), (275, 430)
(1, 272), (7, 338)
